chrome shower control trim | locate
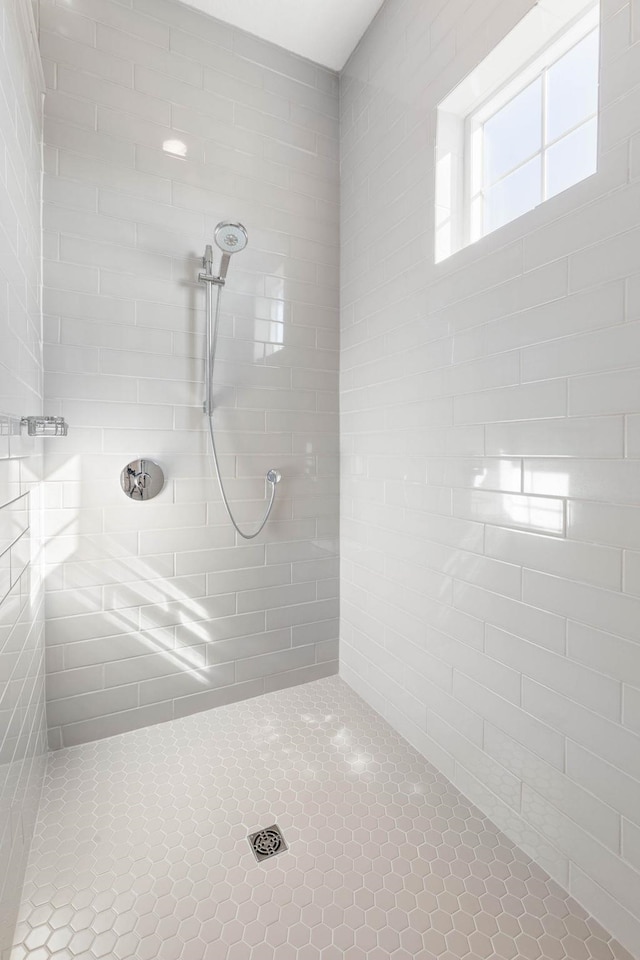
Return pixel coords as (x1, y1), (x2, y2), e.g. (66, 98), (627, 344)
(21, 416), (68, 437)
(120, 459), (164, 501)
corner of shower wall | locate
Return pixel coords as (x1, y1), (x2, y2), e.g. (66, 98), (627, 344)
(0, 0), (48, 955)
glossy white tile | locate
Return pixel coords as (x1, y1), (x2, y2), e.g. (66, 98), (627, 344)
(453, 488), (566, 535)
(454, 379), (567, 425)
(485, 524), (623, 590)
(623, 685), (640, 735)
(340, 0), (640, 952)
(486, 625), (621, 721)
(569, 368), (640, 416)
(522, 321), (640, 382)
(524, 568), (640, 642)
(42, 0), (339, 750)
(486, 416), (624, 459)
(485, 723), (621, 851)
(524, 459), (640, 504)
(523, 677), (640, 782)
(0, 0), (47, 953)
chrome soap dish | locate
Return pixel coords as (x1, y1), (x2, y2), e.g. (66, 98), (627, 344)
(21, 416), (69, 437)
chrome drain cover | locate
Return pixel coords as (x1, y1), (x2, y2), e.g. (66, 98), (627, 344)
(248, 824), (287, 861)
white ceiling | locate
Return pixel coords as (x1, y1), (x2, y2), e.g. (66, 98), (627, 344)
(179, 0), (385, 71)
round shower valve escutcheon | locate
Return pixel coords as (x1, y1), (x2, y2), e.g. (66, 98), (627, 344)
(120, 458), (164, 500)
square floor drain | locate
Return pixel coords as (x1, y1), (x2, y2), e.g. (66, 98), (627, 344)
(248, 824), (288, 861)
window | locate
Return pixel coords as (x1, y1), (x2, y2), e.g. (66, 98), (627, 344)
(436, 1), (600, 262)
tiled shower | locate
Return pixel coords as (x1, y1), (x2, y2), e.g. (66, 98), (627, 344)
(40, 0), (339, 750)
(1, 0), (640, 958)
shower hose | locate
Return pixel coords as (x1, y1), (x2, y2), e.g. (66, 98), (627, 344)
(204, 279), (280, 540)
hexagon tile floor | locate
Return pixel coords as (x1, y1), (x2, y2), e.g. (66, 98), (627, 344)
(11, 677), (635, 960)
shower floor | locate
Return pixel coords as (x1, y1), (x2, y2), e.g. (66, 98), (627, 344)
(11, 677), (633, 960)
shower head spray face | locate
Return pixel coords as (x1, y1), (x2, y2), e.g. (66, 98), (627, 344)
(214, 222), (248, 255)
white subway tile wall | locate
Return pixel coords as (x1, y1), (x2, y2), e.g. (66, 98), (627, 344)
(340, 0), (640, 954)
(0, 0), (47, 954)
(41, 0), (339, 749)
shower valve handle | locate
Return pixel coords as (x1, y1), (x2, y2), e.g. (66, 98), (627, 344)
(132, 469), (149, 492)
(127, 467), (150, 498)
(120, 459), (164, 501)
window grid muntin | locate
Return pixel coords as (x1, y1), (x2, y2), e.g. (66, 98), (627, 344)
(482, 76), (543, 190)
(469, 24), (599, 237)
(480, 110), (598, 194)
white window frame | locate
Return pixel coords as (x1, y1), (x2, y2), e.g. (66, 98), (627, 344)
(435, 0), (600, 264)
(466, 14), (600, 246)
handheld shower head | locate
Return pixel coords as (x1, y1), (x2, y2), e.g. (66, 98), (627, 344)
(214, 222), (248, 278)
(215, 222), (248, 254)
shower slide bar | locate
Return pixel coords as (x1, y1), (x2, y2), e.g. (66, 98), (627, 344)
(198, 222), (281, 541)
